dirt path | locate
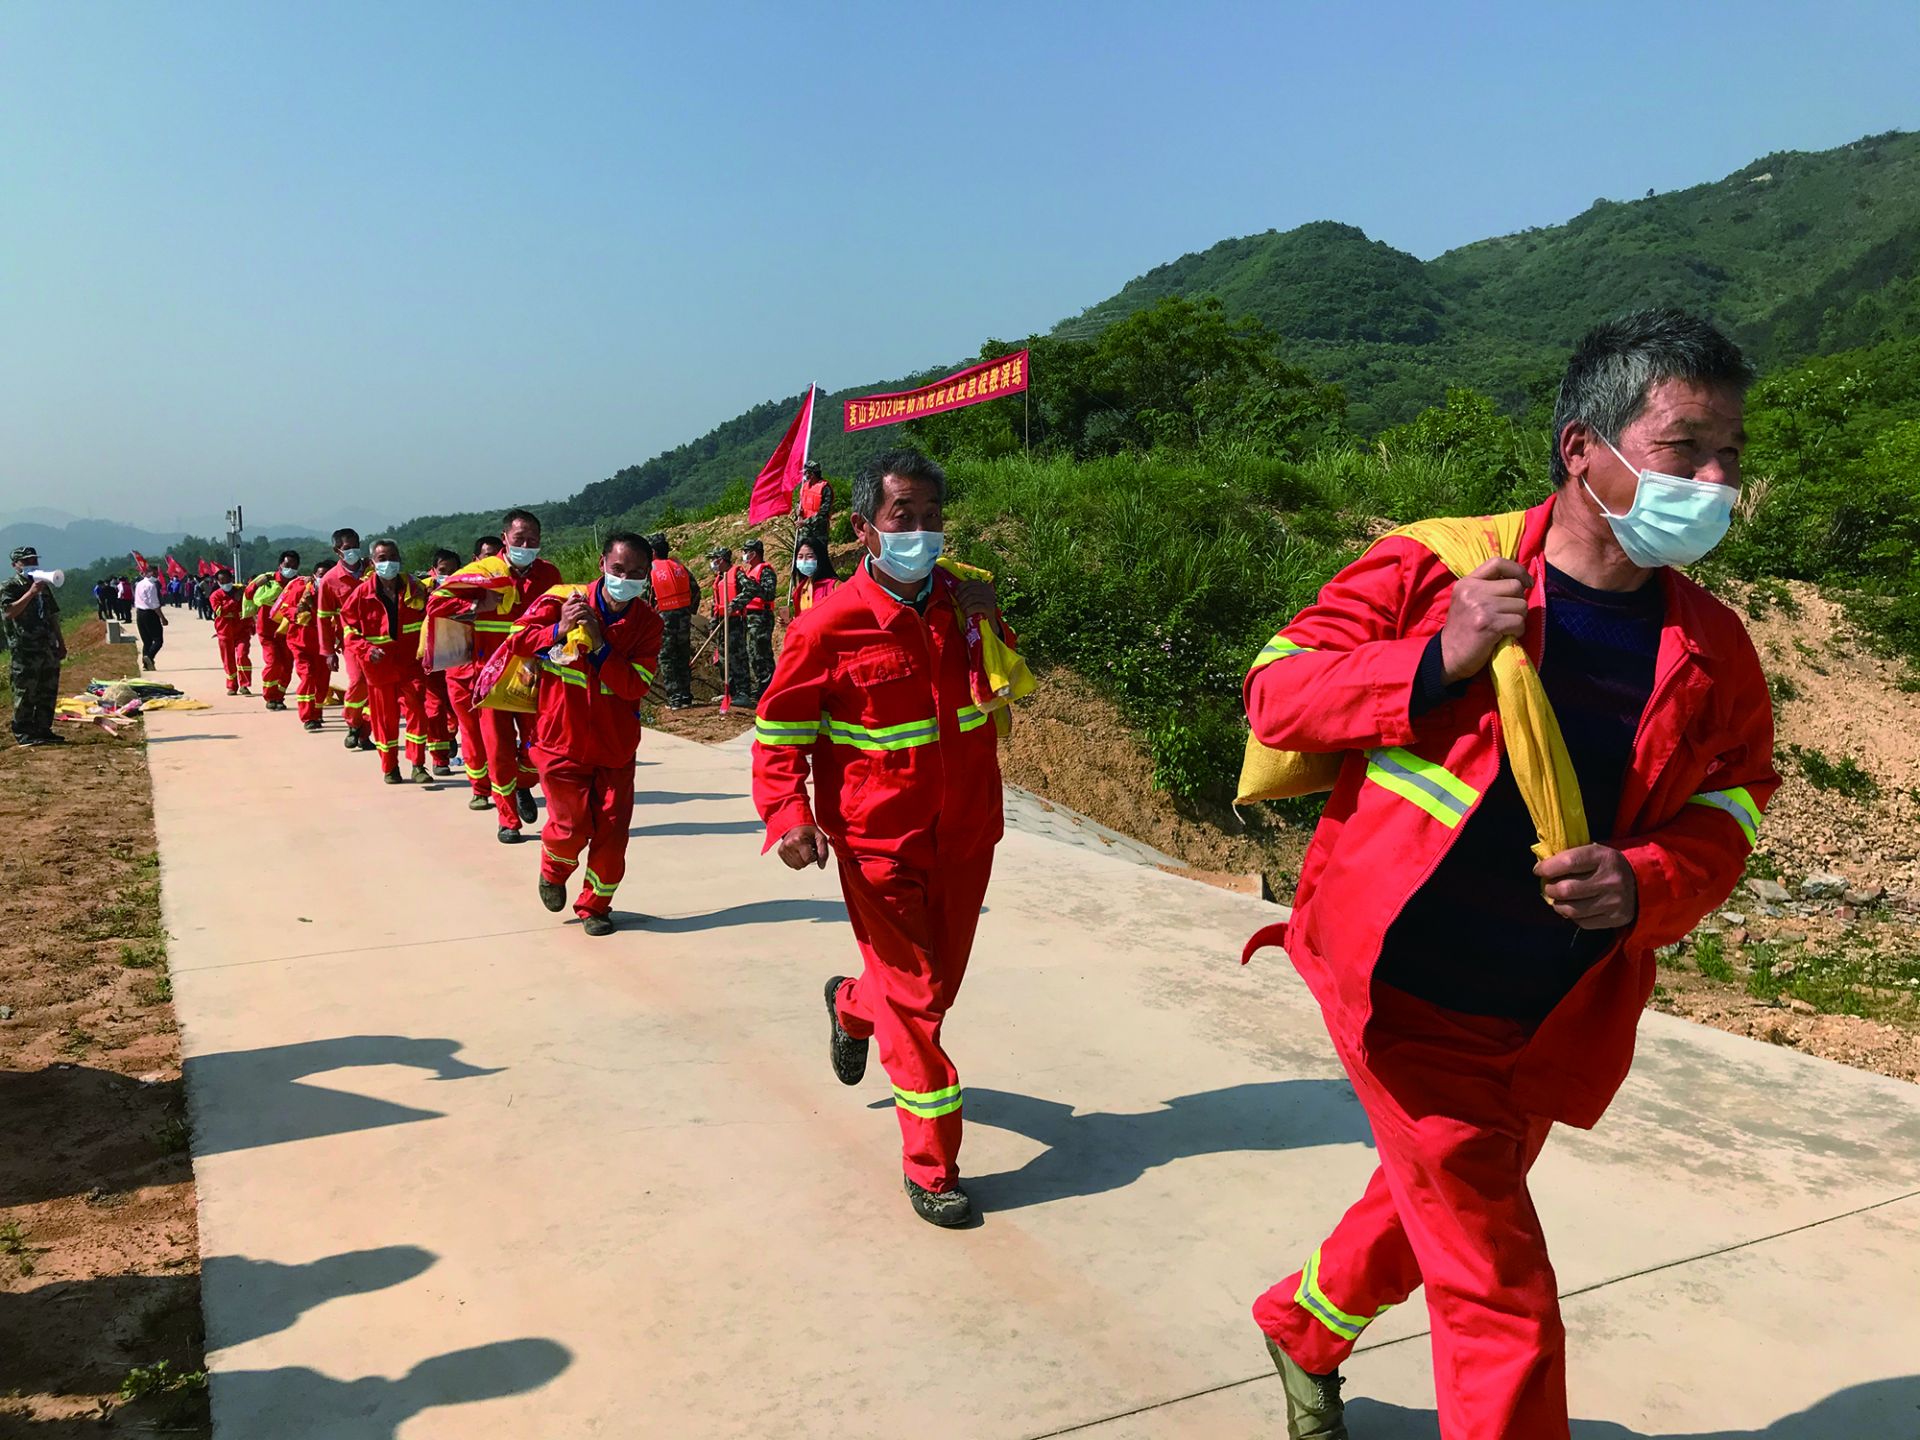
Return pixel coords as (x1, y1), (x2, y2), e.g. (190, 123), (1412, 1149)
(1, 618), (210, 1435)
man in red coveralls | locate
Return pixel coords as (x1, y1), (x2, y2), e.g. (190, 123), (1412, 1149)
(248, 550), (301, 710)
(342, 539), (433, 786)
(208, 569), (252, 695)
(493, 532), (661, 936)
(753, 447), (1008, 1228)
(273, 557), (334, 731)
(440, 536), (504, 808)
(318, 527), (373, 753)
(1242, 311), (1780, 1439)
(420, 548), (462, 774)
(428, 512), (560, 843)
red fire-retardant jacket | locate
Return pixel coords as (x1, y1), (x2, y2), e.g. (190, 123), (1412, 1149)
(424, 558), (565, 673)
(1243, 495), (1779, 1128)
(341, 574), (429, 681)
(210, 585), (249, 640)
(496, 580), (663, 769)
(318, 564), (366, 664)
(752, 561), (1006, 869)
(271, 575), (328, 656)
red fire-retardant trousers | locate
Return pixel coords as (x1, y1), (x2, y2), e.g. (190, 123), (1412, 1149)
(832, 849), (994, 1194)
(292, 650), (329, 725)
(483, 706), (541, 828)
(366, 672), (428, 777)
(216, 632), (252, 693)
(422, 672), (455, 768)
(536, 757), (634, 918)
(259, 633), (293, 705)
(340, 648), (371, 741)
(445, 668), (489, 796)
(1252, 984), (1564, 1439)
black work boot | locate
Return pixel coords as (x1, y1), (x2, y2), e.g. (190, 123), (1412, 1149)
(904, 1177), (972, 1228)
(582, 914), (615, 937)
(1264, 1335), (1348, 1440)
(497, 826), (523, 844)
(343, 731), (360, 750)
(538, 879), (567, 913)
(824, 976), (868, 1086)
(516, 788), (538, 824)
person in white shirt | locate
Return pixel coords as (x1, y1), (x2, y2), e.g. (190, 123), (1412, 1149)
(133, 571), (167, 670)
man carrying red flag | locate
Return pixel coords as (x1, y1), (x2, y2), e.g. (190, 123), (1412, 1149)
(319, 528), (374, 752)
(752, 447), (1010, 1228)
(489, 532), (661, 935)
(209, 568), (253, 695)
(426, 511), (560, 843)
(342, 539), (433, 785)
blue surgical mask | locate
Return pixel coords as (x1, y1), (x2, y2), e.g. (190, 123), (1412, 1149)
(601, 572), (644, 603)
(871, 528), (943, 585)
(1585, 439), (1736, 569)
(341, 547), (365, 566)
(373, 560), (401, 581)
(795, 557), (819, 577)
(279, 565), (298, 580)
(506, 544), (540, 568)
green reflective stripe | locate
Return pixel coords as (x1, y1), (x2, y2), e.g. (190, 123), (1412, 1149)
(893, 1082), (963, 1119)
(491, 781), (515, 796)
(1295, 1247), (1387, 1342)
(361, 634), (392, 644)
(472, 619), (515, 633)
(822, 713), (940, 751)
(629, 658), (655, 684)
(404, 731), (429, 743)
(956, 704), (990, 733)
(318, 608), (340, 618)
(465, 764), (487, 780)
(290, 693), (314, 702)
(756, 716), (822, 746)
(1365, 747), (1479, 829)
(373, 739), (398, 753)
(402, 621), (424, 634)
(542, 845), (573, 867)
(583, 867), (617, 897)
(540, 661), (588, 688)
(1687, 786), (1760, 846)
(1251, 635), (1314, 671)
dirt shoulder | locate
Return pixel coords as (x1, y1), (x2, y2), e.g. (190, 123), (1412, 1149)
(0, 618), (210, 1435)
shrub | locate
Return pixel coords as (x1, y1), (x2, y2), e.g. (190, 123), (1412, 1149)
(1787, 744), (1880, 800)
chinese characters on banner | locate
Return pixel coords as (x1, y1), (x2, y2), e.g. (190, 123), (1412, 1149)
(843, 350), (1030, 433)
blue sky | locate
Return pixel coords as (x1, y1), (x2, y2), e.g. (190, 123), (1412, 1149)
(2, 0), (1915, 533)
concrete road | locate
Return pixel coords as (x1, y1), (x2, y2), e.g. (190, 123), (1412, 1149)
(142, 624), (1920, 1437)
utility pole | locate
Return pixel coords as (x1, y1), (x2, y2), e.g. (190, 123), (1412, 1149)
(226, 505), (243, 579)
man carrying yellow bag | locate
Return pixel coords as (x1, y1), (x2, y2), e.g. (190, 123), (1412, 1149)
(1237, 310), (1780, 1440)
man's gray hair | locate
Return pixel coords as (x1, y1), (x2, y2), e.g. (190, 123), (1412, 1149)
(372, 536), (401, 556)
(851, 447), (947, 520)
(1550, 308), (1755, 486)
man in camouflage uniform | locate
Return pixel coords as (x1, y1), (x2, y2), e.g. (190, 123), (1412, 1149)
(739, 538), (778, 704)
(648, 532), (699, 708)
(4, 546), (66, 747)
(708, 547), (753, 706)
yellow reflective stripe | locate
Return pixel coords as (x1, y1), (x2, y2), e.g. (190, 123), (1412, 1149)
(955, 704), (990, 733)
(464, 763), (487, 780)
(361, 634), (392, 644)
(318, 608), (340, 618)
(1251, 634), (1314, 671)
(473, 619), (515, 633)
(404, 731), (429, 743)
(583, 867), (617, 897)
(822, 713), (940, 751)
(402, 621), (424, 634)
(1294, 1247), (1388, 1341)
(540, 660), (588, 688)
(542, 845), (572, 867)
(1687, 786), (1760, 846)
(893, 1082), (962, 1118)
(1364, 747), (1479, 829)
(629, 658), (654, 684)
(491, 781), (515, 796)
(755, 715), (820, 746)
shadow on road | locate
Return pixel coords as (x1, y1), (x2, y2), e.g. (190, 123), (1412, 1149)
(204, 1245), (438, 1349)
(0, 1066), (188, 1207)
(639, 898), (848, 932)
(960, 1080), (1374, 1211)
(185, 1036), (502, 1155)
(633, 790), (744, 805)
(208, 1338), (572, 1438)
(1346, 1374), (1920, 1437)
(146, 733), (240, 743)
(627, 818), (765, 838)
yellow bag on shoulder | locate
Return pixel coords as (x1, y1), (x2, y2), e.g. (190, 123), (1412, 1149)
(1236, 511), (1589, 863)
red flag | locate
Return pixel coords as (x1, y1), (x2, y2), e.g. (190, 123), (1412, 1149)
(198, 558), (213, 577)
(748, 384), (814, 524)
(132, 550), (149, 575)
(165, 554), (186, 581)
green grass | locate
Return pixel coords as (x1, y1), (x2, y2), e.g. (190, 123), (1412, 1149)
(118, 1361), (208, 1404)
(1787, 744), (1881, 800)
(1767, 672), (1801, 704)
(1694, 934), (1736, 983)
(1741, 938), (1920, 1020)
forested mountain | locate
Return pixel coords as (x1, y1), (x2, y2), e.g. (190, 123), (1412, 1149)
(338, 128), (1920, 550)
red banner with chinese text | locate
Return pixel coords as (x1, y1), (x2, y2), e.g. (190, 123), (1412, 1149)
(843, 350), (1029, 433)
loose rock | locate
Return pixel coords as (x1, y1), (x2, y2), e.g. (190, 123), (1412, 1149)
(1748, 878), (1792, 905)
(1800, 872), (1849, 901)
(1843, 886), (1885, 907)
(1719, 911), (1748, 927)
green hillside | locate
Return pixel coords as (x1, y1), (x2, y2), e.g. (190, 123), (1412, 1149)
(387, 128), (1915, 549)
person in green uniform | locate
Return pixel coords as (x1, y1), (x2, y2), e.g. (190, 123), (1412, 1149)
(4, 546), (67, 747)
(739, 538), (778, 703)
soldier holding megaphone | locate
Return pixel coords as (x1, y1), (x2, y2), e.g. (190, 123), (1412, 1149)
(4, 546), (67, 747)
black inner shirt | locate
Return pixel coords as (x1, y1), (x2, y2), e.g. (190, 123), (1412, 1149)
(1373, 562), (1665, 1023)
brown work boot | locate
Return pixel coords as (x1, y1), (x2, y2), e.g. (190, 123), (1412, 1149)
(1264, 1335), (1347, 1440)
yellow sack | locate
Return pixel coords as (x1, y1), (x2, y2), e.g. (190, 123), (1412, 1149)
(935, 556), (1036, 738)
(539, 584), (595, 664)
(1236, 511), (1589, 864)
(478, 654), (539, 713)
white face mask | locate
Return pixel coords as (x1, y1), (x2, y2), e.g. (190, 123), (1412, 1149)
(1583, 437), (1737, 569)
